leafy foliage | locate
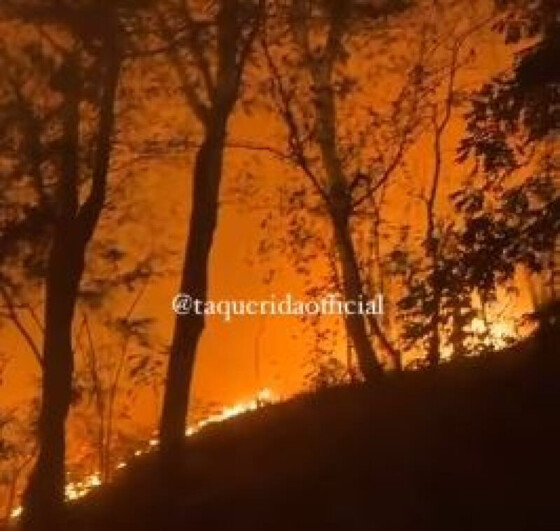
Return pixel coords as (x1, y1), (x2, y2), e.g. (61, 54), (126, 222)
(459, 0), (560, 174)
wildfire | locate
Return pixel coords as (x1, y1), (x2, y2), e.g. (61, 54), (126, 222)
(469, 317), (518, 350)
(10, 388), (277, 520)
(436, 315), (521, 362)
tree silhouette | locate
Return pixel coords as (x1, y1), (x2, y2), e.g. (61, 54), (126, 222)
(73, 270), (157, 483)
(456, 0), (559, 314)
(259, 0), (422, 380)
(393, 12), (495, 366)
(459, 0), (559, 174)
(0, 1), (151, 528)
(157, 0), (265, 457)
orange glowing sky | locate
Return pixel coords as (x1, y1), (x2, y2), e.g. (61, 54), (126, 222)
(0, 0), (536, 435)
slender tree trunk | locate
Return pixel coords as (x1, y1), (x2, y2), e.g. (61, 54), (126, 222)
(158, 0), (263, 458)
(21, 43), (121, 530)
(450, 303), (464, 358)
(159, 115), (228, 455)
(424, 44), (459, 368)
(316, 107), (384, 379)
(427, 292), (441, 367)
(332, 212), (384, 381)
(426, 238), (442, 368)
(366, 312), (402, 372)
(299, 15), (385, 380)
(21, 235), (85, 530)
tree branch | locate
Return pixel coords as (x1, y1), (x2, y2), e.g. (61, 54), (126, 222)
(260, 33), (329, 204)
(0, 284), (43, 369)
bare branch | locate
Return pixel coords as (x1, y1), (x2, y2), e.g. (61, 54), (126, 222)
(155, 7), (210, 125)
(178, 1), (216, 100)
(0, 284), (43, 369)
(260, 33), (329, 204)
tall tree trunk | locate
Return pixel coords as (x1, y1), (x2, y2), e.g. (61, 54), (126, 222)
(21, 233), (86, 531)
(159, 115), (228, 455)
(21, 44), (121, 530)
(312, 59), (383, 381)
(158, 0), (263, 456)
(332, 212), (384, 381)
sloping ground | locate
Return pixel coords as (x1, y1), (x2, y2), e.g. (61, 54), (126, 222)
(70, 335), (560, 531)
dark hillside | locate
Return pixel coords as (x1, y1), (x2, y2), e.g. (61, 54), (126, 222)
(68, 332), (560, 531)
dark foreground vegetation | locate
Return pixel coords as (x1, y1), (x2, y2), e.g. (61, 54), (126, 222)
(65, 325), (560, 531)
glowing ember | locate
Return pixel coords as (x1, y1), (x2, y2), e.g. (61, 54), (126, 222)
(10, 389), (277, 520)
